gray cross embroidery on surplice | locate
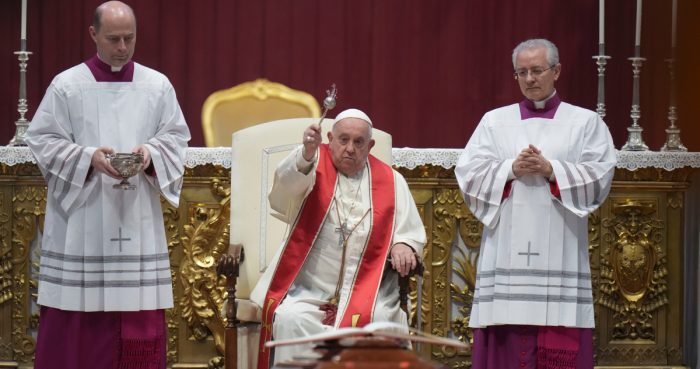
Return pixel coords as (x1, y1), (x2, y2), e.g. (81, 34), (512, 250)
(518, 241), (540, 266)
(110, 227), (131, 252)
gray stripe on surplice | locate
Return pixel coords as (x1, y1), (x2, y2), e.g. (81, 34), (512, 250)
(40, 263), (171, 274)
(562, 162), (581, 211)
(474, 293), (593, 304)
(41, 250), (170, 263)
(57, 147), (86, 205)
(38, 274), (172, 288)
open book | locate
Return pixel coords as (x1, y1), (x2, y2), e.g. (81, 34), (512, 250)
(265, 321), (469, 350)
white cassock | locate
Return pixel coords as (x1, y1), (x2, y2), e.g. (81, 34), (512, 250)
(251, 147), (426, 363)
(455, 101), (616, 329)
(25, 62), (190, 312)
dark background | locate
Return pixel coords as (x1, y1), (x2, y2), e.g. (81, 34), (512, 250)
(1, 0), (698, 150)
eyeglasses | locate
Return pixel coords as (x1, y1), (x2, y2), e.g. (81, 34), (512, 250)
(514, 65), (555, 79)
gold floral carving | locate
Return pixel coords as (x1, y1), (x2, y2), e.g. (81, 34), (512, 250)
(450, 212), (482, 344)
(597, 346), (681, 364)
(179, 179), (230, 356)
(599, 199), (667, 340)
(430, 189), (473, 368)
(0, 192), (12, 307)
(11, 186), (46, 363)
(588, 210), (601, 300)
(161, 197), (182, 365)
(588, 210), (601, 253)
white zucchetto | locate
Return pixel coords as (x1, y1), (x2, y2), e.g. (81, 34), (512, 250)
(334, 108), (372, 127)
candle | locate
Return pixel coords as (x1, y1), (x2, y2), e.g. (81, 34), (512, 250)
(635, 0), (642, 47)
(21, 0), (27, 40)
(599, 0), (605, 45)
(672, 0), (677, 47)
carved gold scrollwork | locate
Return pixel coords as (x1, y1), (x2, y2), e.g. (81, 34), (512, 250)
(179, 179), (230, 356)
(431, 188), (473, 368)
(598, 346), (680, 364)
(450, 211), (481, 341)
(11, 186), (46, 363)
(0, 192), (12, 307)
(588, 210), (601, 253)
(600, 199), (667, 340)
(161, 198), (182, 365)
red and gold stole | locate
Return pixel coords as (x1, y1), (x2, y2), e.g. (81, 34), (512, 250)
(257, 144), (395, 369)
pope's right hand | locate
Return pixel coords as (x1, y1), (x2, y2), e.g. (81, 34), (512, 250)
(91, 146), (121, 179)
(302, 123), (322, 161)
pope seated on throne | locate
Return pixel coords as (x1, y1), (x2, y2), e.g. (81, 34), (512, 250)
(221, 109), (426, 369)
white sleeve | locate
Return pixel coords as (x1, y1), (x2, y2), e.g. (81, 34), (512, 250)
(25, 80), (98, 214)
(550, 114), (616, 217)
(391, 171), (426, 256)
(454, 115), (512, 229)
(268, 146), (318, 223)
(143, 82), (191, 207)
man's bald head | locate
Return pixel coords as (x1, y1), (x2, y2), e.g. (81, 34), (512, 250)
(92, 1), (136, 33)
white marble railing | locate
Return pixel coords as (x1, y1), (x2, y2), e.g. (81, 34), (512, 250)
(2, 146), (700, 171)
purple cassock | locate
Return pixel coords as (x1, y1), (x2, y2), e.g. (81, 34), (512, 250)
(471, 325), (593, 369)
(470, 94), (594, 369)
(33, 55), (167, 369)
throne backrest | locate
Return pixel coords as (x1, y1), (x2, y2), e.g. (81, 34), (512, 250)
(202, 79), (321, 147)
(230, 117), (392, 299)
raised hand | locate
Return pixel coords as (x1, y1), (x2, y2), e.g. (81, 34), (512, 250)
(302, 123), (322, 161)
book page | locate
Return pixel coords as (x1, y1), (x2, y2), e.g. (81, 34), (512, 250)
(266, 321), (469, 350)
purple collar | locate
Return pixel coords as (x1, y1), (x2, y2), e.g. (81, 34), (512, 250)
(85, 55), (134, 82)
(518, 94), (561, 120)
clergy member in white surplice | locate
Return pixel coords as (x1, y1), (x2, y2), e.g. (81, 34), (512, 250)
(250, 109), (426, 368)
(455, 39), (616, 369)
(25, 2), (190, 369)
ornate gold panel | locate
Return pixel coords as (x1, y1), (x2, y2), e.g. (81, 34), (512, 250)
(0, 187), (12, 361)
(172, 175), (231, 368)
(179, 180), (229, 351)
(427, 188), (474, 368)
(1, 191), (12, 307)
(0, 162), (695, 369)
(10, 185), (45, 365)
(600, 199), (667, 340)
(594, 190), (685, 366)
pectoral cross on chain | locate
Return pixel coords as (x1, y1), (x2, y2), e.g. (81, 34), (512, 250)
(335, 222), (351, 247)
(110, 227), (131, 252)
(518, 241), (540, 266)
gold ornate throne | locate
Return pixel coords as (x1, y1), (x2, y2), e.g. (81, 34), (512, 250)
(201, 79), (321, 147)
(218, 117), (393, 369)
